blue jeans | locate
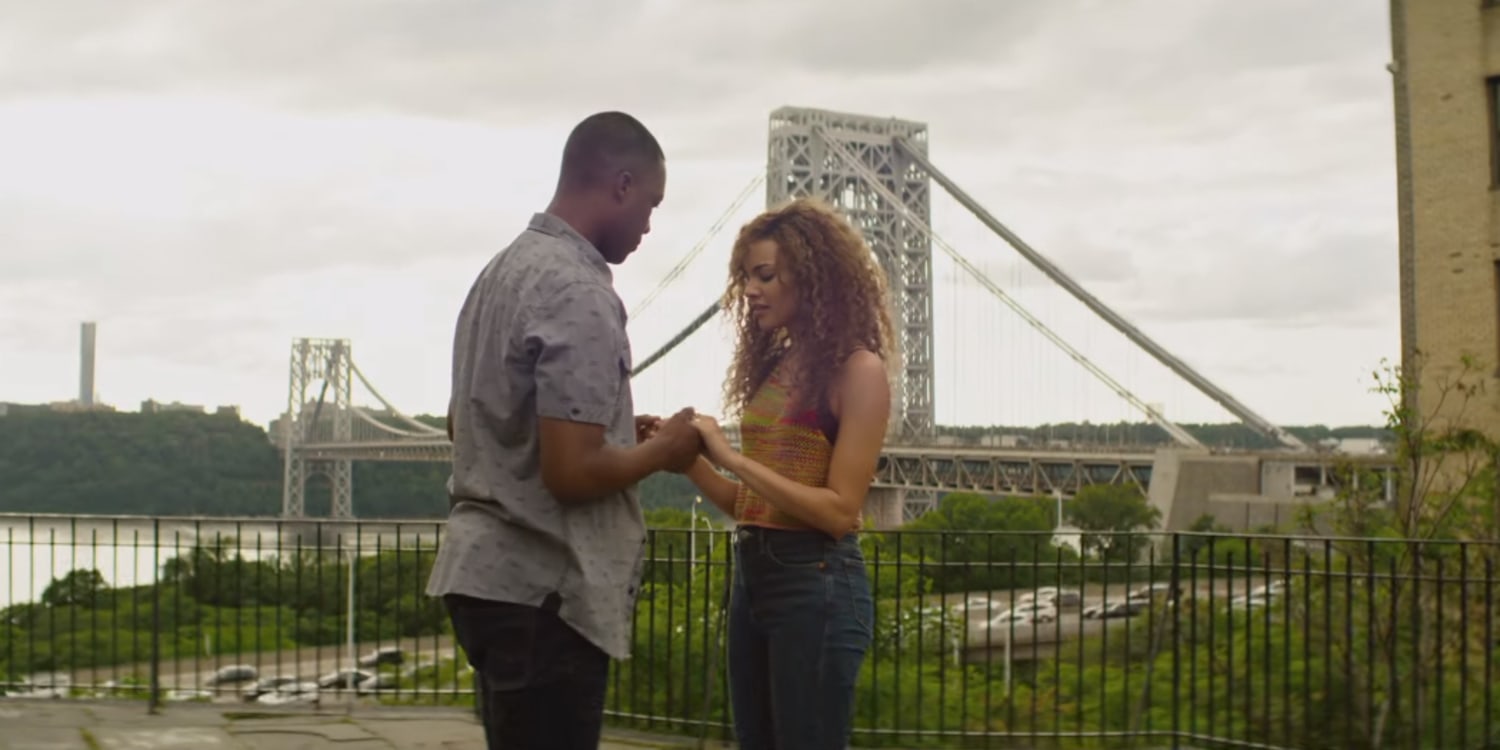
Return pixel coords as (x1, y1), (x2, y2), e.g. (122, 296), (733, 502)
(728, 526), (874, 750)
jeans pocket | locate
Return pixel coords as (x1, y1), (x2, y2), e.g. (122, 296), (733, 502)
(762, 538), (830, 568)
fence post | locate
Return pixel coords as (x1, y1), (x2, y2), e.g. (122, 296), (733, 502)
(1169, 532), (1182, 750)
(148, 517), (161, 715)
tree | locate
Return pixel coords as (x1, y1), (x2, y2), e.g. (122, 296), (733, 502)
(1064, 484), (1160, 561)
(1294, 353), (1498, 748)
(41, 569), (109, 609)
(902, 492), (1071, 591)
(1179, 513), (1230, 560)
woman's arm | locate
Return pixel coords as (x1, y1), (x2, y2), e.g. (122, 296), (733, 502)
(683, 456), (739, 517)
(700, 351), (890, 538)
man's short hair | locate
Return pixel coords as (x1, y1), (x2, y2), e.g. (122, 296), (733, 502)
(558, 112), (664, 190)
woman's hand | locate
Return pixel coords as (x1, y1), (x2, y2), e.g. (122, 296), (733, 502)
(634, 414), (662, 444)
(691, 415), (739, 470)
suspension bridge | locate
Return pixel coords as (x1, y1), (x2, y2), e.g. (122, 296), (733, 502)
(270, 106), (1393, 529)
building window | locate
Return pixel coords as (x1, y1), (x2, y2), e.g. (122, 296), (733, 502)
(1492, 78), (1500, 187)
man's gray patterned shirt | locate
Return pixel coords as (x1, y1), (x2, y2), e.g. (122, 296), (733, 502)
(425, 212), (646, 660)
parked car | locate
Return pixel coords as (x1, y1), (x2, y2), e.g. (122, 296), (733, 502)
(1036, 589), (1082, 608)
(1128, 583), (1183, 602)
(317, 669), (374, 690)
(1084, 600), (1146, 620)
(991, 602), (1058, 625)
(357, 646), (404, 668)
(241, 676), (300, 702)
(7, 673), (70, 699)
(256, 681), (320, 705)
(951, 595), (993, 615)
(206, 665), (258, 687)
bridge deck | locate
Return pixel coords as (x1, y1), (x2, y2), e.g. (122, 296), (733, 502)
(283, 438), (1393, 498)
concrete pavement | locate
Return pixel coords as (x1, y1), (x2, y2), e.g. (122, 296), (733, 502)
(0, 699), (705, 750)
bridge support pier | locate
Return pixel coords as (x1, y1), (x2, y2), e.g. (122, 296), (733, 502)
(284, 458), (354, 520)
(1145, 448), (1393, 534)
(281, 338), (356, 519)
(863, 488), (908, 530)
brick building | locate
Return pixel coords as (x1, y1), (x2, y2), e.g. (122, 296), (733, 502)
(1391, 0), (1500, 439)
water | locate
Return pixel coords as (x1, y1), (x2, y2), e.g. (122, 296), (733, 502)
(0, 514), (445, 608)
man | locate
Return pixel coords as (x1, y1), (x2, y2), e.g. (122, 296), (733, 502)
(426, 111), (703, 749)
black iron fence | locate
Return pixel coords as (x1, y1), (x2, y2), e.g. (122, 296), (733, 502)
(2, 514), (1497, 749)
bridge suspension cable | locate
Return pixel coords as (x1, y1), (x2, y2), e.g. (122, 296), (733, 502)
(890, 137), (1306, 452)
(813, 126), (1205, 449)
(349, 361), (446, 436)
(349, 405), (445, 439)
(629, 173), (764, 321)
(629, 299), (720, 379)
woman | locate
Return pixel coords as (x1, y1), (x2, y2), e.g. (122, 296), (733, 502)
(685, 197), (894, 750)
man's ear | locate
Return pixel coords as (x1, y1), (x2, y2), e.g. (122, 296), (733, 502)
(612, 170), (634, 204)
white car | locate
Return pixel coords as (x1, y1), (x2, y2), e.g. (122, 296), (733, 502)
(951, 595), (993, 615)
(991, 602), (1058, 625)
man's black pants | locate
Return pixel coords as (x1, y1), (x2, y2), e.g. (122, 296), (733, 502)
(444, 593), (610, 750)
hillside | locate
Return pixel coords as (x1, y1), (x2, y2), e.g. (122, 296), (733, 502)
(0, 407), (703, 517)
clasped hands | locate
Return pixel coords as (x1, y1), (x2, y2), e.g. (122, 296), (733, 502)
(635, 408), (735, 473)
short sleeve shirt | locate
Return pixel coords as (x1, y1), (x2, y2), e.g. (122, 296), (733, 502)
(424, 212), (646, 660)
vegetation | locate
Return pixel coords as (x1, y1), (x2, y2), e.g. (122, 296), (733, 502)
(0, 542), (447, 684)
(0, 408), (711, 518)
(936, 420), (1390, 451)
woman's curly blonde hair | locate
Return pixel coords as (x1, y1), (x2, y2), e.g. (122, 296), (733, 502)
(721, 198), (896, 419)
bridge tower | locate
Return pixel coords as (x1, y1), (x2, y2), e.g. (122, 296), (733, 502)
(766, 107), (936, 522)
(280, 338), (354, 519)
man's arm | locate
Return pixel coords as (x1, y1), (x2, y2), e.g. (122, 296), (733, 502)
(528, 282), (699, 505)
(540, 415), (694, 504)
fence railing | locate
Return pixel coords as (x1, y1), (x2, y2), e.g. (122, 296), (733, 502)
(2, 514), (1497, 749)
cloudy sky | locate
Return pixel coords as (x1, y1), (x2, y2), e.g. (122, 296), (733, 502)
(0, 0), (1399, 433)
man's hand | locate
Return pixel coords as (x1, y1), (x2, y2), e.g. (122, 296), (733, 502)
(635, 414), (662, 444)
(650, 408), (703, 473)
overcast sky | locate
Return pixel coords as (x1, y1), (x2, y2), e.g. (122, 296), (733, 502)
(0, 0), (1399, 433)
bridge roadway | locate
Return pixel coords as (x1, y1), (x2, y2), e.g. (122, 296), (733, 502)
(289, 439), (1393, 499)
(290, 439), (1157, 496)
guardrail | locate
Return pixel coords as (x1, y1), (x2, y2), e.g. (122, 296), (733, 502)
(1, 514), (1496, 749)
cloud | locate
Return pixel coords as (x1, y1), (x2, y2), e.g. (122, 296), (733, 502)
(0, 0), (1403, 428)
(0, 1), (788, 122)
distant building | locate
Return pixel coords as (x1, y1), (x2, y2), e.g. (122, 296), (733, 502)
(140, 399), (205, 414)
(48, 400), (114, 413)
(1336, 438), (1387, 456)
(79, 321), (97, 407)
(1392, 3), (1500, 442)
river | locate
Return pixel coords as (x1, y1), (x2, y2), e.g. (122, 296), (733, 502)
(0, 514), (446, 608)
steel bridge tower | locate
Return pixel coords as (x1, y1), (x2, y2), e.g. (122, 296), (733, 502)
(766, 107), (936, 520)
(280, 338), (354, 519)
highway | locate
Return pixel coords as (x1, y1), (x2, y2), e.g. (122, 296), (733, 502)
(50, 635), (464, 703)
(932, 577), (1285, 661)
